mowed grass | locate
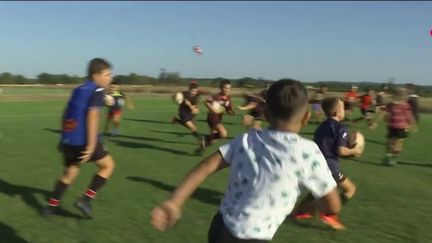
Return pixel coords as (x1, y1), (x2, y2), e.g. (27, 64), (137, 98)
(0, 96), (431, 243)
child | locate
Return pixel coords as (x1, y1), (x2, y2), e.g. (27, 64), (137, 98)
(310, 84), (327, 124)
(343, 85), (359, 122)
(406, 83), (420, 124)
(236, 87), (267, 130)
(371, 88), (417, 166)
(171, 82), (201, 140)
(198, 79), (235, 154)
(151, 79), (341, 242)
(353, 88), (375, 126)
(293, 97), (361, 230)
(42, 58), (116, 218)
(104, 82), (134, 136)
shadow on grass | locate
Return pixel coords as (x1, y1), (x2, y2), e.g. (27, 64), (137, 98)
(111, 140), (199, 156)
(397, 161), (432, 168)
(42, 128), (196, 145)
(365, 138), (386, 146)
(43, 128), (61, 134)
(196, 119), (237, 126)
(124, 118), (172, 125)
(126, 176), (223, 206)
(0, 222), (28, 243)
(0, 178), (85, 219)
(348, 158), (386, 167)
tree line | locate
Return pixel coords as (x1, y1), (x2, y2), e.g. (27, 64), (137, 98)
(1, 71), (431, 96)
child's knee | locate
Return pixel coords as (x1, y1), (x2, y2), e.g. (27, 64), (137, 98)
(220, 131), (228, 138)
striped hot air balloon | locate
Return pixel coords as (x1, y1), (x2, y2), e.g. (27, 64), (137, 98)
(193, 45), (203, 55)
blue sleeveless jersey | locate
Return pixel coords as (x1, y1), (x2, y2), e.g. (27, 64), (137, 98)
(61, 80), (105, 146)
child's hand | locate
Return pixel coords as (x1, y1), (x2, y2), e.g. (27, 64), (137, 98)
(353, 147), (362, 157)
(79, 145), (95, 163)
(151, 201), (182, 231)
(369, 122), (378, 130)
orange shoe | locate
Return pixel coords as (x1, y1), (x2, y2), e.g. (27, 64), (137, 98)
(319, 214), (346, 231)
(293, 212), (314, 219)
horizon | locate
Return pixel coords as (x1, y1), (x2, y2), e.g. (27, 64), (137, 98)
(0, 1), (431, 85)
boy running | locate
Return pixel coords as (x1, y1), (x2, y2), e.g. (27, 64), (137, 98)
(237, 87), (267, 130)
(151, 79), (341, 242)
(198, 79), (235, 154)
(293, 97), (361, 230)
(371, 88), (417, 166)
(104, 82), (134, 136)
(171, 82), (201, 140)
(42, 58), (116, 219)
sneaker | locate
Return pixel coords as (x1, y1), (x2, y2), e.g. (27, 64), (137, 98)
(388, 156), (397, 166)
(319, 214), (346, 230)
(41, 206), (58, 218)
(171, 116), (178, 125)
(74, 198), (93, 219)
(293, 212), (314, 219)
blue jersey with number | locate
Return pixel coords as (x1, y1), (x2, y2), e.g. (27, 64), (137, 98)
(61, 80), (105, 146)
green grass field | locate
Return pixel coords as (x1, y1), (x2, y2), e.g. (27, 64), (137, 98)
(1, 94), (431, 243)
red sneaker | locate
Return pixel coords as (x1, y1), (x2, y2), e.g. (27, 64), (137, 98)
(293, 213), (314, 219)
(319, 214), (346, 230)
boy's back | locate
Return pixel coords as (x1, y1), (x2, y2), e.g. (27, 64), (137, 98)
(386, 102), (412, 129)
(218, 128), (336, 240)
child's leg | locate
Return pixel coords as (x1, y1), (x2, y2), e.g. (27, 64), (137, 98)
(208, 212), (269, 243)
(111, 114), (122, 135)
(338, 177), (356, 204)
(243, 114), (253, 129)
(81, 155), (115, 202)
(184, 120), (200, 140)
(46, 166), (80, 209)
(104, 115), (112, 134)
(292, 193), (316, 217)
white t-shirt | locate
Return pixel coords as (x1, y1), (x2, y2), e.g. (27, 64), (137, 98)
(218, 128), (337, 240)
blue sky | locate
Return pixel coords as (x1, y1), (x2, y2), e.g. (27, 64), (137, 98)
(0, 1), (431, 84)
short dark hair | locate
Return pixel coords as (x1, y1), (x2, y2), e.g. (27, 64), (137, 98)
(266, 79), (309, 121)
(219, 79), (231, 89)
(321, 96), (340, 118)
(189, 83), (198, 90)
(87, 58), (111, 80)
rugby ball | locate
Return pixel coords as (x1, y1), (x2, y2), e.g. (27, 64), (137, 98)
(348, 130), (365, 155)
(211, 101), (224, 114)
(104, 94), (115, 106)
(172, 92), (184, 105)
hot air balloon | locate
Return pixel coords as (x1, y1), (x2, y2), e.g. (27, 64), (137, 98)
(192, 45), (203, 55)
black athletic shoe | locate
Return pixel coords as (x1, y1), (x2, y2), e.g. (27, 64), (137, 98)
(74, 198), (93, 219)
(41, 206), (58, 218)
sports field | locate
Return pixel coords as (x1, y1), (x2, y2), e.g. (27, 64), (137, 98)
(1, 90), (431, 243)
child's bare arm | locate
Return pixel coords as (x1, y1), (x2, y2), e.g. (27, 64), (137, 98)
(80, 109), (99, 163)
(237, 102), (257, 111)
(151, 151), (228, 231)
(338, 146), (361, 157)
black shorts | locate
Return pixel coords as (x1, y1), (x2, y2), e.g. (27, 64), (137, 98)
(332, 171), (347, 184)
(207, 113), (222, 128)
(208, 212), (268, 243)
(344, 101), (353, 111)
(178, 112), (195, 125)
(60, 142), (109, 167)
(387, 127), (408, 139)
